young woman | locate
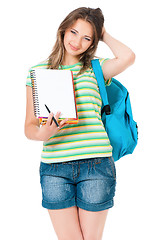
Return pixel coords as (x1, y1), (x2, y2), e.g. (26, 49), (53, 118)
(25, 7), (135, 240)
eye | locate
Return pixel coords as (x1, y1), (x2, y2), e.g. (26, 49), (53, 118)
(84, 37), (91, 41)
(71, 30), (77, 35)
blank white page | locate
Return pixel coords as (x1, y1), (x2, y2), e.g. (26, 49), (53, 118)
(31, 69), (77, 119)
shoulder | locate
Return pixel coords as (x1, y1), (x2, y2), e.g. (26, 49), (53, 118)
(91, 57), (112, 85)
(26, 59), (50, 87)
(29, 59), (50, 71)
(92, 57), (110, 68)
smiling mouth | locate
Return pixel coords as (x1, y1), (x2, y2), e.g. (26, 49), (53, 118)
(69, 44), (79, 51)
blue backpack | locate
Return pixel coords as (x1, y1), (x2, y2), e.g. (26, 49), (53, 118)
(91, 59), (138, 162)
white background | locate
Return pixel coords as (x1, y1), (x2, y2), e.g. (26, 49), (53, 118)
(0, 0), (159, 239)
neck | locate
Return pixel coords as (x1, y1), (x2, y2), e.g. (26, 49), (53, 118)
(62, 52), (80, 66)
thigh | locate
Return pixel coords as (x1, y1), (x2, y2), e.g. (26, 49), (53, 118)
(40, 162), (76, 209)
(76, 157), (116, 212)
(78, 208), (108, 240)
(48, 206), (84, 240)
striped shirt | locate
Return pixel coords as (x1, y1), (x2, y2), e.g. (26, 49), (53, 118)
(26, 58), (113, 163)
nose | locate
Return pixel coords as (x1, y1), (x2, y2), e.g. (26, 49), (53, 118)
(73, 37), (82, 48)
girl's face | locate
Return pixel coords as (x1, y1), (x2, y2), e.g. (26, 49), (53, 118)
(63, 19), (93, 61)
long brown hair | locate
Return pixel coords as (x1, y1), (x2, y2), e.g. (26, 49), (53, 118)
(48, 7), (104, 74)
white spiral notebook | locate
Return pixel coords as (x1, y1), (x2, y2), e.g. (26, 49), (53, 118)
(30, 68), (78, 124)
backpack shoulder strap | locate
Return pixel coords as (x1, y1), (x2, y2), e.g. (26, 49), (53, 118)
(91, 59), (111, 115)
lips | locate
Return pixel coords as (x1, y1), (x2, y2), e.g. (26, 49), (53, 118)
(69, 43), (79, 51)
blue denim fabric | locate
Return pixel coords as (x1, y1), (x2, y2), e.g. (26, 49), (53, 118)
(40, 157), (116, 212)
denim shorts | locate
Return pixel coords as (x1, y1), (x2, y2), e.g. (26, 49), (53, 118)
(39, 157), (116, 212)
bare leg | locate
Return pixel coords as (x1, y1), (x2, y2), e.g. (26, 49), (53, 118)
(78, 208), (109, 240)
(48, 206), (84, 240)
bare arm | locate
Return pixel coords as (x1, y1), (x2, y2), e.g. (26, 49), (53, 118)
(24, 86), (68, 141)
(101, 27), (136, 80)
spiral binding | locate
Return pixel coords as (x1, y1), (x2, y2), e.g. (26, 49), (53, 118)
(30, 70), (40, 117)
